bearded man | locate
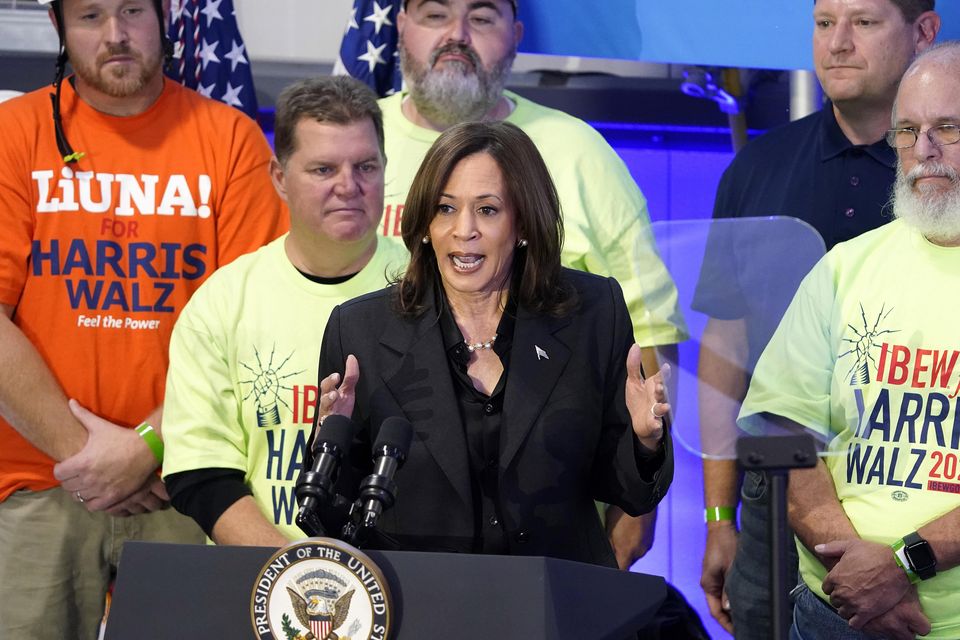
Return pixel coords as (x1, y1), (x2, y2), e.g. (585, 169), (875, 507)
(696, 1), (939, 636)
(0, 1), (285, 638)
(377, 0), (686, 571)
(740, 41), (960, 640)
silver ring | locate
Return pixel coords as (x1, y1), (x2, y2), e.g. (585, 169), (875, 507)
(76, 490), (85, 504)
(650, 405), (663, 420)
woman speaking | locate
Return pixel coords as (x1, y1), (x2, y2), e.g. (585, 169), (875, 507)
(313, 121), (672, 568)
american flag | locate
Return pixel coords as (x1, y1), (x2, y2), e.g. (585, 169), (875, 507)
(334, 0), (404, 98)
(165, 0), (259, 120)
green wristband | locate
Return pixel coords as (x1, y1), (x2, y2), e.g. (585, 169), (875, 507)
(705, 506), (736, 523)
(135, 422), (164, 464)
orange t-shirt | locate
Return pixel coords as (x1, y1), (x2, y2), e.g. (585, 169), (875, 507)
(0, 78), (288, 501)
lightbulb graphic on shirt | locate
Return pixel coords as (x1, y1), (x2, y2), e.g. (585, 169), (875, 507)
(240, 345), (304, 427)
(838, 304), (899, 385)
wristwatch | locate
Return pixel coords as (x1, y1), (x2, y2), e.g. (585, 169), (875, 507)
(902, 531), (938, 580)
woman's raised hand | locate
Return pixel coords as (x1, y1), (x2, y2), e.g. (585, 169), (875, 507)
(318, 354), (360, 424)
(624, 344), (671, 450)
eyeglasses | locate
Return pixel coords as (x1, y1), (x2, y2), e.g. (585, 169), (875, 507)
(885, 124), (960, 149)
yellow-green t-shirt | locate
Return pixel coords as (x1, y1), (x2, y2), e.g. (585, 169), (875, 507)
(162, 235), (408, 540)
(377, 91), (687, 346)
(741, 220), (960, 638)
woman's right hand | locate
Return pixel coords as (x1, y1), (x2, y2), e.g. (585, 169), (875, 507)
(318, 354), (359, 423)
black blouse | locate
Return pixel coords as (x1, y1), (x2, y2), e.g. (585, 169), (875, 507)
(437, 293), (516, 554)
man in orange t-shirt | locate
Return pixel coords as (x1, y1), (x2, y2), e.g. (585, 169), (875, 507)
(0, 1), (286, 638)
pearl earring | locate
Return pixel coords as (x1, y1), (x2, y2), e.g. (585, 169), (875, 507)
(517, 239), (528, 248)
(422, 235), (430, 245)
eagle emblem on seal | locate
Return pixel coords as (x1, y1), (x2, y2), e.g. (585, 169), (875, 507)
(286, 570), (355, 640)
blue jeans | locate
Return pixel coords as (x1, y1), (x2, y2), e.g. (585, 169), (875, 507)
(727, 470), (799, 640)
(790, 583), (886, 640)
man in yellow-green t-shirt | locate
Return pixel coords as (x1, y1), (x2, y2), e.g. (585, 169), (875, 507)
(161, 77), (407, 545)
(741, 44), (960, 639)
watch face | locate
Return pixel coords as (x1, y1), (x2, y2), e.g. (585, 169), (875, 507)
(905, 538), (938, 578)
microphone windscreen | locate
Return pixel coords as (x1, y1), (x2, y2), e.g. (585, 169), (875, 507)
(316, 414), (357, 452)
(375, 416), (413, 455)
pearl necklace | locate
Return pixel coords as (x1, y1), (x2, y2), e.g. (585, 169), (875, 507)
(465, 333), (498, 353)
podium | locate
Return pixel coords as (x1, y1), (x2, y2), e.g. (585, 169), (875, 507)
(104, 542), (666, 639)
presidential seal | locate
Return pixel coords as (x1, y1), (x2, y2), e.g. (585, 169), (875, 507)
(250, 538), (392, 640)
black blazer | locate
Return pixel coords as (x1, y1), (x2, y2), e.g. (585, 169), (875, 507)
(317, 268), (673, 567)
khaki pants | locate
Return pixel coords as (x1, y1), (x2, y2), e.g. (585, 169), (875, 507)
(0, 487), (204, 640)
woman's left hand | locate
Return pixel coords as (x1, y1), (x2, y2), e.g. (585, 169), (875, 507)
(625, 344), (671, 450)
(317, 354), (360, 423)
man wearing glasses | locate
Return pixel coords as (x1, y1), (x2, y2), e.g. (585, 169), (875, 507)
(740, 41), (960, 640)
(698, 1), (940, 636)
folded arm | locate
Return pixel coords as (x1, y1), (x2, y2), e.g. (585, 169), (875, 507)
(1, 304), (159, 514)
(782, 414), (928, 636)
(0, 304), (87, 460)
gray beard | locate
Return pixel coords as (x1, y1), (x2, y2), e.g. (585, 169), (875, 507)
(400, 44), (514, 129)
(892, 161), (960, 245)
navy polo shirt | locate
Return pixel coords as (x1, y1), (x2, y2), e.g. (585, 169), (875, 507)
(693, 104), (898, 369)
(711, 102), (897, 247)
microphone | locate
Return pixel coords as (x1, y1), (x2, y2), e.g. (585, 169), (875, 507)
(357, 416), (413, 532)
(295, 414), (356, 537)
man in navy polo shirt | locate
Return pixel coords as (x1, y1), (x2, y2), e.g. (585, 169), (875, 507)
(696, 0), (940, 637)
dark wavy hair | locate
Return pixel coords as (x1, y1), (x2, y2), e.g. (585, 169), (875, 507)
(395, 121), (576, 317)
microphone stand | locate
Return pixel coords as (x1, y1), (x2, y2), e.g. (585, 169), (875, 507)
(736, 434), (817, 640)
